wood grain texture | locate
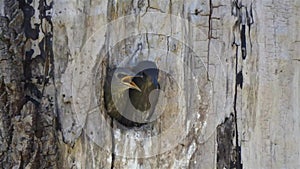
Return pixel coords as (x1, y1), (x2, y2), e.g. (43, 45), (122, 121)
(0, 0), (299, 168)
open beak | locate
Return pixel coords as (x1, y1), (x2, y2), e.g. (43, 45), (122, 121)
(128, 81), (142, 92)
(121, 76), (142, 92)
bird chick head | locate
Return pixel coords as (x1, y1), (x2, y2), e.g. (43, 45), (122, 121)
(113, 68), (142, 92)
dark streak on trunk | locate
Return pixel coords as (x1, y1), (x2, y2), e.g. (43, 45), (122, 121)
(217, 1), (245, 168)
(207, 0), (213, 81)
(241, 24), (246, 59)
(233, 46), (243, 169)
(110, 119), (115, 169)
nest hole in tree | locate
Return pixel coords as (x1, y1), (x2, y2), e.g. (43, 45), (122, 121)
(103, 62), (161, 129)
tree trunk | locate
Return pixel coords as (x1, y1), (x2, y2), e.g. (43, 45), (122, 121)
(0, 0), (299, 168)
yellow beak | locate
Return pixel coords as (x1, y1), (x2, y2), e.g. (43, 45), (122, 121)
(121, 76), (142, 92)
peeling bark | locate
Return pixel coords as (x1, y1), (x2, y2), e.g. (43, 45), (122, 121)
(0, 0), (57, 168)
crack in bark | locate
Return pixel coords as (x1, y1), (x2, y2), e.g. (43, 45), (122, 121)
(110, 118), (115, 169)
(207, 0), (213, 81)
(145, 0), (165, 13)
(216, 1), (253, 168)
(233, 46), (243, 169)
(231, 2), (244, 168)
(247, 4), (254, 52)
(241, 24), (246, 59)
(206, 0), (223, 81)
(232, 1), (254, 60)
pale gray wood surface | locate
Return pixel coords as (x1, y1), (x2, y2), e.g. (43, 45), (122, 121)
(0, 0), (299, 168)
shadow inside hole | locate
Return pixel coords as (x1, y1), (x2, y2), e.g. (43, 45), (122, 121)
(129, 68), (160, 112)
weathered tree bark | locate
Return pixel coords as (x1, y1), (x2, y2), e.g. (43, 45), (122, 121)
(0, 0), (299, 169)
